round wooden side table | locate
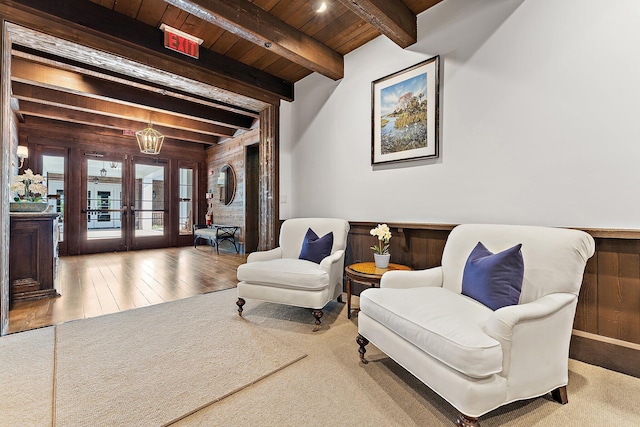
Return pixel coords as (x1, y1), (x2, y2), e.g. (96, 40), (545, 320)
(345, 262), (412, 319)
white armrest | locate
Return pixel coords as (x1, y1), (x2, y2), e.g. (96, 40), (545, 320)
(485, 293), (576, 341)
(320, 250), (345, 272)
(380, 266), (443, 289)
(484, 293), (577, 377)
(247, 247), (282, 263)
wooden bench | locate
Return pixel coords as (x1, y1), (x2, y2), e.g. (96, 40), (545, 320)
(193, 224), (240, 254)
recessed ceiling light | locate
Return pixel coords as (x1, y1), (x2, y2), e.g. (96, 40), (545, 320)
(312, 1), (328, 13)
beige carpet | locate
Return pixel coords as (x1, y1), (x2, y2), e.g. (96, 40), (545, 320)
(174, 293), (640, 426)
(0, 326), (55, 426)
(3, 289), (640, 426)
(53, 291), (306, 426)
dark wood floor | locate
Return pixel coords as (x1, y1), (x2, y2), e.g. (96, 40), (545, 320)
(7, 246), (247, 334)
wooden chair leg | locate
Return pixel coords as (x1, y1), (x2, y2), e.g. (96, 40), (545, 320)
(551, 385), (568, 404)
(356, 334), (369, 364)
(236, 297), (245, 316)
(456, 413), (479, 427)
(312, 309), (323, 331)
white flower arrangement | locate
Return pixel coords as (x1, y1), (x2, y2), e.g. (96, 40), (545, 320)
(10, 169), (48, 202)
(370, 223), (392, 255)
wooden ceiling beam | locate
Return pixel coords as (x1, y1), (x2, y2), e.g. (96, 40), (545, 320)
(11, 82), (237, 138)
(15, 101), (218, 145)
(336, 0), (417, 48)
(12, 47), (261, 119)
(21, 118), (209, 155)
(2, 0), (292, 103)
(11, 57), (254, 130)
(164, 0), (345, 80)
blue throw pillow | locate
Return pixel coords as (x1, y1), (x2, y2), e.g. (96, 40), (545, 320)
(299, 228), (334, 264)
(461, 242), (524, 310)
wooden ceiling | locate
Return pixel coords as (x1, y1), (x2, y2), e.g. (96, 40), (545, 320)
(5, 0), (444, 147)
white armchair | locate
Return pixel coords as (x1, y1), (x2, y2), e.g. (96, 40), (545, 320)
(356, 224), (595, 426)
(236, 218), (350, 331)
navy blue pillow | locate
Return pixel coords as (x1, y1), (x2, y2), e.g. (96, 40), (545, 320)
(461, 242), (524, 310)
(299, 228), (334, 264)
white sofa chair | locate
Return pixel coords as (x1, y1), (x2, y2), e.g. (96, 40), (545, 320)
(236, 218), (350, 331)
(356, 224), (595, 426)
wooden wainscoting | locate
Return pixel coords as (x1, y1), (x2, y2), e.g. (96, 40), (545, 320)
(347, 222), (640, 378)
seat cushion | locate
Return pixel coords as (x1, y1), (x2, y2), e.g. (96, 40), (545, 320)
(237, 258), (329, 291)
(194, 228), (217, 238)
(360, 287), (503, 378)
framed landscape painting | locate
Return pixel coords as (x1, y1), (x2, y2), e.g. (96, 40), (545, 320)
(371, 56), (440, 165)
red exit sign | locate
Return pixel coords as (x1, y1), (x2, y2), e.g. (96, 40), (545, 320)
(160, 24), (203, 59)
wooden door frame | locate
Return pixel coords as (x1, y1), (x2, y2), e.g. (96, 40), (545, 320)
(244, 144), (259, 253)
(1, 20), (11, 335)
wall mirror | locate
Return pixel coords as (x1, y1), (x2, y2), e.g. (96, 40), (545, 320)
(218, 164), (236, 205)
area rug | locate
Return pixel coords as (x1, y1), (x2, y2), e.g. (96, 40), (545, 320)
(0, 326), (55, 426)
(53, 289), (306, 426)
(173, 297), (640, 426)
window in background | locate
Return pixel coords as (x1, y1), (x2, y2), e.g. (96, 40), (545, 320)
(179, 168), (194, 235)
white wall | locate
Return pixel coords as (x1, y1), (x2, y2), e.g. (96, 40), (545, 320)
(280, 0), (640, 229)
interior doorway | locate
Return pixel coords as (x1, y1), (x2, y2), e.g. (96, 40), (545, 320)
(244, 144), (260, 253)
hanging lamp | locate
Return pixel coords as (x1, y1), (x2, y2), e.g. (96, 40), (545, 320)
(136, 123), (164, 155)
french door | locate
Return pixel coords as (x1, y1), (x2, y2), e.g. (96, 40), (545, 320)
(81, 154), (169, 253)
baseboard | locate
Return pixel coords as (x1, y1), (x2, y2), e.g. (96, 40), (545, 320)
(570, 330), (640, 378)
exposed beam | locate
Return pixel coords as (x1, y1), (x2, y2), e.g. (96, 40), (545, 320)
(164, 0), (345, 80)
(12, 47), (260, 119)
(11, 82), (236, 138)
(336, 0), (417, 48)
(21, 118), (209, 156)
(15, 101), (218, 145)
(11, 57), (254, 130)
(1, 0), (293, 103)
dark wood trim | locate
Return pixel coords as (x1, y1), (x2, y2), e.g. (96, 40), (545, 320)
(258, 105), (278, 250)
(570, 331), (640, 378)
(579, 228), (640, 239)
(165, 0), (344, 80)
(350, 220), (640, 240)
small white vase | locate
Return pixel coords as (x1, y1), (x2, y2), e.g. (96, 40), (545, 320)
(374, 253), (390, 269)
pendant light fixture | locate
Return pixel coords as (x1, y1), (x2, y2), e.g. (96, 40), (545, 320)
(100, 162), (107, 177)
(136, 123), (164, 155)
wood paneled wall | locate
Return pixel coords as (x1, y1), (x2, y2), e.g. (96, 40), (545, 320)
(18, 119), (208, 253)
(206, 128), (259, 250)
(347, 222), (640, 378)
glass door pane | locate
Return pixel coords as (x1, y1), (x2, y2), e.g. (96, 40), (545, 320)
(178, 168), (193, 235)
(42, 155), (65, 241)
(134, 163), (165, 238)
(86, 159), (123, 240)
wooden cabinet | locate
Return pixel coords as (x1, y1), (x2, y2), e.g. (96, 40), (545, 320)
(9, 212), (60, 303)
